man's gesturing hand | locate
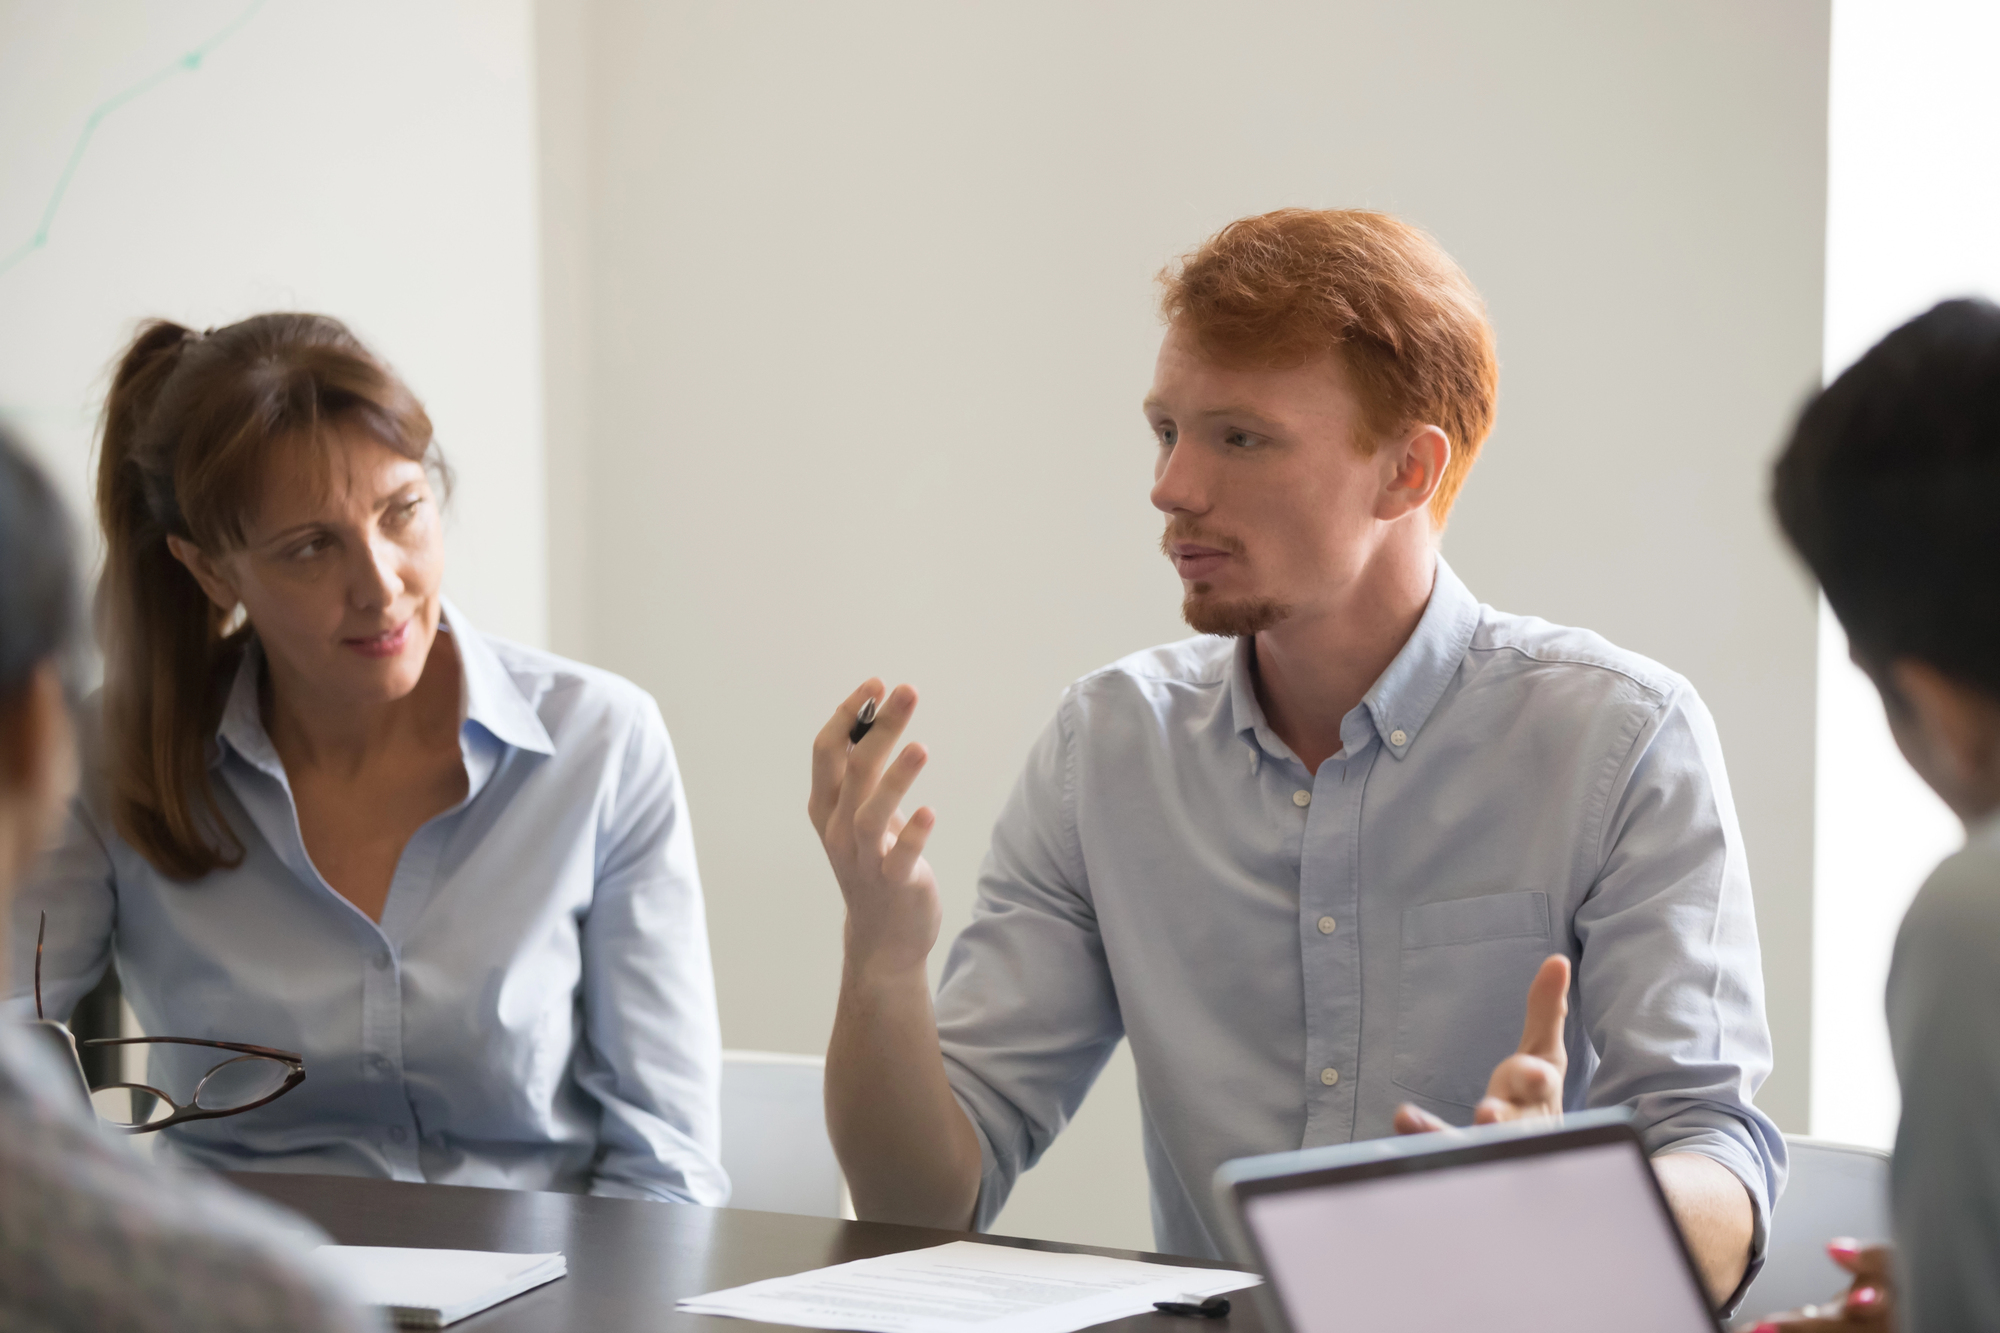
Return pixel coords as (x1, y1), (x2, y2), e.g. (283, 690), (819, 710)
(1393, 953), (1571, 1135)
(809, 680), (941, 979)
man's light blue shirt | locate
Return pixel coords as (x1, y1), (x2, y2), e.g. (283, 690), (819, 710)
(10, 603), (728, 1205)
(936, 557), (1784, 1263)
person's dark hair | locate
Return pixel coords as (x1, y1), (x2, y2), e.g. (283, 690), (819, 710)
(97, 313), (446, 880)
(1773, 297), (2000, 700)
(0, 425), (84, 712)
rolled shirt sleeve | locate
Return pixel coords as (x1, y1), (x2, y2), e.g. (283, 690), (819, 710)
(935, 700), (1124, 1230)
(1572, 682), (1786, 1287)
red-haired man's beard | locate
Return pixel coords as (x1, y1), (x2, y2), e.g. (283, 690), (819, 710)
(1182, 588), (1291, 637)
(1162, 520), (1291, 638)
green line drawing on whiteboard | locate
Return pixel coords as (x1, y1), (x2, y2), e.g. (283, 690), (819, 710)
(0, 0), (268, 280)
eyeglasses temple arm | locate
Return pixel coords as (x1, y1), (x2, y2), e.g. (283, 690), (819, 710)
(34, 911), (46, 1022)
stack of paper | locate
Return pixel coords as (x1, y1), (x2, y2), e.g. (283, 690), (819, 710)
(677, 1240), (1260, 1333)
(313, 1246), (567, 1329)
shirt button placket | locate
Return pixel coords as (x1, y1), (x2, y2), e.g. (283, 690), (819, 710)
(363, 942), (421, 1180)
(1297, 747), (1362, 1144)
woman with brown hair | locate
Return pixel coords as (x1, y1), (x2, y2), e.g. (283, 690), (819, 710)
(12, 313), (727, 1204)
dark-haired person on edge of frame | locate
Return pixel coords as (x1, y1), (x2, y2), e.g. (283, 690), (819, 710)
(1751, 300), (2000, 1333)
(0, 423), (376, 1331)
(809, 208), (1783, 1312)
(8, 314), (726, 1205)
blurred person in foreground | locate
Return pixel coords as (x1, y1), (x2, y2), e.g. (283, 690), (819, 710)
(809, 208), (1782, 1309)
(11, 314), (725, 1204)
(1754, 299), (2000, 1332)
(0, 425), (374, 1331)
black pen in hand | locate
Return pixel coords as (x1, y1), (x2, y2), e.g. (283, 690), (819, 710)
(849, 697), (880, 745)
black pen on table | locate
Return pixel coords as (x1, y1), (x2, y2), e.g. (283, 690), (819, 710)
(1154, 1295), (1230, 1319)
(849, 697), (880, 744)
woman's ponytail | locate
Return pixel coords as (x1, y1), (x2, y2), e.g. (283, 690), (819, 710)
(96, 320), (247, 879)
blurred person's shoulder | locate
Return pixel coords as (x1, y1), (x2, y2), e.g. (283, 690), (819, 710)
(1893, 819), (2000, 991)
(0, 1027), (377, 1333)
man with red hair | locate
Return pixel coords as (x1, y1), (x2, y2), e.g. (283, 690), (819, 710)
(808, 209), (1779, 1308)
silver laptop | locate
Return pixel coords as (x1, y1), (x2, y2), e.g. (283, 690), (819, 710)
(1215, 1109), (1720, 1333)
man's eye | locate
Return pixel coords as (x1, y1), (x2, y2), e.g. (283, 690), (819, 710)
(1156, 425), (1177, 447)
(1224, 430), (1256, 449)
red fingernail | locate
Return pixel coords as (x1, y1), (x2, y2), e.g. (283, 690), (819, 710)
(1850, 1286), (1881, 1308)
(1828, 1238), (1860, 1262)
(1749, 1323), (1778, 1333)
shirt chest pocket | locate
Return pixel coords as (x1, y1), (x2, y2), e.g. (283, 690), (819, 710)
(1391, 891), (1555, 1111)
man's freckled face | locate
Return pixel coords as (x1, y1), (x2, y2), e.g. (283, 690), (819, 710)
(1145, 323), (1388, 634)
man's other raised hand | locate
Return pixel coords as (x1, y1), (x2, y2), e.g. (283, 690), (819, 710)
(1394, 953), (1571, 1135)
(809, 680), (942, 979)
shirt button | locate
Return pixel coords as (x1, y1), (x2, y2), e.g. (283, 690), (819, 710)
(1320, 1067), (1340, 1086)
(1389, 729), (1408, 747)
(1292, 790), (1311, 807)
(1317, 916), (1337, 935)
(389, 1126), (408, 1143)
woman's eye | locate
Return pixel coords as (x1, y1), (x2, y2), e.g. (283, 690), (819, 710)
(291, 537), (330, 560)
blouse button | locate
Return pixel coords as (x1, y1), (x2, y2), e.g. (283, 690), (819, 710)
(1292, 790), (1311, 807)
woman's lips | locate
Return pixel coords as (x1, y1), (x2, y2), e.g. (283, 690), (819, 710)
(343, 620), (412, 659)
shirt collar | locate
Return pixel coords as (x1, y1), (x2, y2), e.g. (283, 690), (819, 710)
(446, 599), (555, 756)
(1227, 554), (1483, 765)
(213, 597), (554, 772)
(1359, 555), (1482, 759)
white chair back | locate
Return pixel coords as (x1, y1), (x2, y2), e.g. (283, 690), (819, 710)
(1737, 1135), (1891, 1318)
(718, 1050), (851, 1218)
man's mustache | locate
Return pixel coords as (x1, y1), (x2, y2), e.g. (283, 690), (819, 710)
(1160, 521), (1246, 558)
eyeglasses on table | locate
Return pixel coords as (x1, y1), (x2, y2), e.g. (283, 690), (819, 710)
(31, 911), (306, 1133)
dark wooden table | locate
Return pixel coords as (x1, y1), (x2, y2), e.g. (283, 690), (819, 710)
(232, 1174), (1268, 1333)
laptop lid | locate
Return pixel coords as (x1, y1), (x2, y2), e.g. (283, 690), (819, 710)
(1215, 1109), (1720, 1333)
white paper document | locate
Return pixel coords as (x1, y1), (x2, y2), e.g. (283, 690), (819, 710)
(313, 1246), (566, 1328)
(676, 1240), (1261, 1333)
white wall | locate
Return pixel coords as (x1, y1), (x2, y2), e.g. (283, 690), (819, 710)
(544, 1), (1829, 1250)
(0, 0), (546, 646)
(1810, 0), (1996, 1147)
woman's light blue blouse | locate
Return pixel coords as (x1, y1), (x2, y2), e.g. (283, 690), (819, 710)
(9, 603), (728, 1205)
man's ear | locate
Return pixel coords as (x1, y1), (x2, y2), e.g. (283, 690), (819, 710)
(1376, 424), (1451, 522)
(165, 535), (241, 614)
(1889, 659), (2000, 795)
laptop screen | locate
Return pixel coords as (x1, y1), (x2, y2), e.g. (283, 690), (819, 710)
(1239, 1137), (1716, 1333)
